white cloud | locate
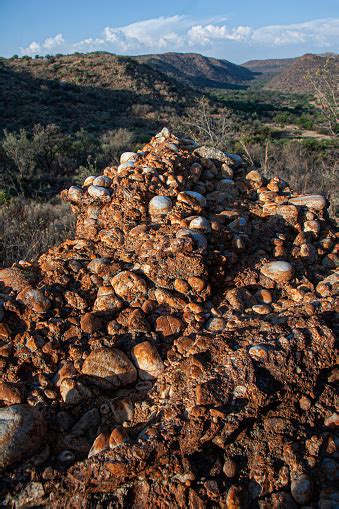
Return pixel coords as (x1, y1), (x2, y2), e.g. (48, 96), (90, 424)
(19, 16), (339, 57)
(71, 37), (105, 52)
(252, 19), (339, 46)
(21, 33), (64, 55)
(103, 15), (193, 52)
(43, 33), (64, 50)
(22, 41), (41, 54)
(188, 24), (252, 45)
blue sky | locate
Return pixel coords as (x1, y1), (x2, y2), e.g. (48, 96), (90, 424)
(0, 0), (338, 62)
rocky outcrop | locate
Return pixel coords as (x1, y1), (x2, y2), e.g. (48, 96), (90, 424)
(0, 128), (337, 507)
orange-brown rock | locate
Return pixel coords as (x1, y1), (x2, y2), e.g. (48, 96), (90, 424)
(0, 129), (337, 507)
(80, 312), (102, 333)
(111, 271), (148, 303)
(81, 348), (137, 387)
(155, 315), (184, 338)
(132, 341), (164, 380)
(0, 381), (23, 405)
(17, 287), (51, 313)
(109, 426), (129, 449)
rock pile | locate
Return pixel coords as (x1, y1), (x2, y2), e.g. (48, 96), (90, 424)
(0, 128), (337, 507)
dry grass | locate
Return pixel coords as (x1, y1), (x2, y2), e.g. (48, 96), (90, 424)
(0, 198), (75, 267)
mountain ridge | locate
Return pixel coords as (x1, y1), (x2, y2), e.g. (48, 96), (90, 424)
(263, 53), (339, 94)
(242, 57), (296, 76)
(134, 52), (255, 88)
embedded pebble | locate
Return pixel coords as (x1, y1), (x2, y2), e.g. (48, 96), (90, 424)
(87, 185), (112, 200)
(205, 317), (226, 332)
(0, 405), (46, 468)
(261, 261), (293, 283)
(299, 396), (312, 411)
(188, 216), (211, 232)
(176, 228), (208, 250)
(17, 287), (51, 313)
(255, 289), (272, 304)
(111, 271), (147, 303)
(252, 304), (271, 315)
(68, 185), (83, 202)
(132, 341), (164, 380)
(92, 175), (112, 188)
(249, 345), (268, 361)
(120, 152), (138, 164)
(83, 175), (96, 186)
(148, 196), (172, 216)
(223, 459), (237, 478)
(289, 194), (327, 210)
(81, 348), (137, 387)
(177, 191), (207, 207)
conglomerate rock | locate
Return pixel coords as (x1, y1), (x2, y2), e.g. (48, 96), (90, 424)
(0, 128), (338, 507)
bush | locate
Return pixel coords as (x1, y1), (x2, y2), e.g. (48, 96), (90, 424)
(296, 113), (314, 130)
(273, 112), (291, 126)
(1, 124), (71, 197)
(0, 198), (75, 267)
(0, 125), (137, 198)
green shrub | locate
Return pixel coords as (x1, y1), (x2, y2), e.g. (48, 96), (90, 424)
(296, 113), (314, 129)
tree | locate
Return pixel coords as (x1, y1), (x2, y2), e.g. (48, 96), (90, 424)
(180, 96), (235, 148)
(305, 57), (338, 135)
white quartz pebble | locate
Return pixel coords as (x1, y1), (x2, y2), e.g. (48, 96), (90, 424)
(149, 196), (172, 216)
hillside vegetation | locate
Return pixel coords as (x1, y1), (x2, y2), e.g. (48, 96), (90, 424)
(0, 52), (196, 134)
(135, 52), (255, 88)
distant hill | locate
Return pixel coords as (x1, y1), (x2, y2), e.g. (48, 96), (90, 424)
(1, 51), (337, 137)
(0, 52), (197, 134)
(263, 53), (338, 94)
(242, 57), (296, 76)
(134, 52), (255, 89)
